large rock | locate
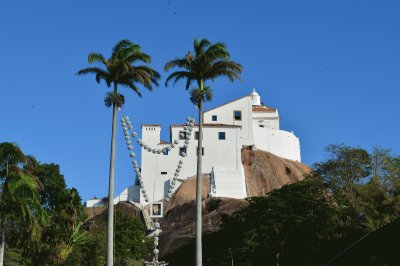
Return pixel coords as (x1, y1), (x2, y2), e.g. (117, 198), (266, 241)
(242, 147), (310, 196)
(159, 196), (247, 258)
(158, 148), (310, 257)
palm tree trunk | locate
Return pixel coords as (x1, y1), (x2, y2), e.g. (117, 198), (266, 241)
(107, 84), (118, 266)
(0, 228), (4, 266)
(195, 81), (204, 266)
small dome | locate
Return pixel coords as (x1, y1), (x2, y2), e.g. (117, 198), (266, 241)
(251, 88), (261, 105)
(250, 88), (259, 96)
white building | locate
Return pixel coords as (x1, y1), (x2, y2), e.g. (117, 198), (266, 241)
(109, 89), (301, 206)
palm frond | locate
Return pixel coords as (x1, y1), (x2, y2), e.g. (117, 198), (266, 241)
(134, 66), (160, 86)
(165, 71), (192, 87)
(207, 61), (243, 81)
(185, 78), (194, 91)
(111, 39), (141, 61)
(202, 42), (230, 62)
(119, 81), (142, 97)
(76, 67), (106, 76)
(194, 38), (211, 57)
(164, 57), (190, 72)
(88, 53), (106, 64)
(124, 51), (151, 64)
(78, 39), (160, 101)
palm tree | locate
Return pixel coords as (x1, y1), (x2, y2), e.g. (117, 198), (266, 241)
(77, 39), (160, 266)
(0, 143), (45, 266)
(0, 142), (25, 178)
(164, 38), (242, 265)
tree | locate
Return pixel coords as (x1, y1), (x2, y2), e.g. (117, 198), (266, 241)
(77, 39), (160, 265)
(26, 163), (86, 265)
(216, 178), (338, 266)
(0, 143), (45, 266)
(66, 208), (151, 266)
(0, 142), (25, 177)
(314, 144), (372, 196)
(313, 144), (400, 231)
(164, 38), (242, 265)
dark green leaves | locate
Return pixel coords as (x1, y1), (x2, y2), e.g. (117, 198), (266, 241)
(190, 87), (212, 106)
(77, 39), (160, 104)
(104, 92), (125, 108)
(164, 37), (242, 93)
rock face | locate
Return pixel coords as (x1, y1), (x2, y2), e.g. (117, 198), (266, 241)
(159, 195), (247, 258)
(242, 147), (311, 196)
(159, 148), (310, 257)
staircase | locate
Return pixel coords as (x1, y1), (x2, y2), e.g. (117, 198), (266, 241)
(210, 166), (247, 199)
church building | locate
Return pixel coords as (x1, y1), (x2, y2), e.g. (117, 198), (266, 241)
(110, 89), (301, 206)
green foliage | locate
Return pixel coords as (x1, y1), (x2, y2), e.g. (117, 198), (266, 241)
(218, 178), (340, 265)
(167, 144), (400, 265)
(26, 163), (86, 265)
(190, 86), (212, 106)
(314, 145), (400, 231)
(314, 144), (372, 195)
(0, 142), (46, 265)
(104, 92), (125, 108)
(77, 39), (160, 103)
(67, 208), (151, 266)
(0, 142), (87, 265)
(0, 142), (26, 177)
(165, 37), (242, 93)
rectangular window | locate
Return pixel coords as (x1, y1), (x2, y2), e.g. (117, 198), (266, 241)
(195, 131), (199, 140)
(196, 147), (204, 156)
(212, 115), (217, 121)
(179, 131), (188, 140)
(234, 110), (242, 121)
(161, 172), (167, 175)
(179, 147), (187, 156)
(218, 132), (226, 140)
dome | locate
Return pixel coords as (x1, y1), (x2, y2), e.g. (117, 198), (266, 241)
(251, 88), (261, 105)
(251, 88), (259, 96)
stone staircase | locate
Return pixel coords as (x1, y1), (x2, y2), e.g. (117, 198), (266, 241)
(210, 166), (247, 199)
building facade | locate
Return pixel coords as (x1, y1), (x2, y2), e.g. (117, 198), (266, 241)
(108, 89), (301, 206)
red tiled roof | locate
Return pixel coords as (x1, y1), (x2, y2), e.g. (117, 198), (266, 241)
(252, 105), (276, 112)
(159, 140), (170, 145)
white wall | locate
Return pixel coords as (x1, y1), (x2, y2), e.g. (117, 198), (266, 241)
(252, 111), (280, 130)
(203, 96), (254, 146)
(85, 199), (103, 207)
(252, 126), (301, 161)
(139, 125), (242, 203)
(109, 90), (302, 206)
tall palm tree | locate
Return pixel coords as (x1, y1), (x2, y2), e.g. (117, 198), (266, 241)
(77, 39), (160, 266)
(164, 38), (242, 265)
(0, 143), (45, 266)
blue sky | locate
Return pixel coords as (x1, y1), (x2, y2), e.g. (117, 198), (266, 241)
(1, 0), (399, 201)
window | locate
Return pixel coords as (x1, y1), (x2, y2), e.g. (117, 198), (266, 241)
(212, 115), (217, 121)
(179, 131), (188, 140)
(234, 111), (242, 121)
(161, 172), (167, 175)
(195, 131), (199, 140)
(179, 147), (187, 156)
(196, 147), (204, 156)
(218, 132), (226, 140)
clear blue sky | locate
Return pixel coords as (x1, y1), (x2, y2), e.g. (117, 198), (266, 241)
(1, 0), (399, 202)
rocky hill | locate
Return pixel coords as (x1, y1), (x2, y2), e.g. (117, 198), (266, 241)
(158, 147), (310, 257)
(83, 148), (310, 258)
